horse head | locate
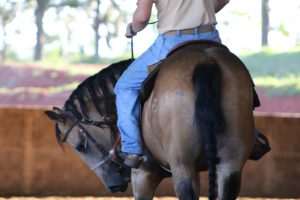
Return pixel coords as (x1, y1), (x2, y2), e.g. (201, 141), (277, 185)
(45, 106), (131, 193)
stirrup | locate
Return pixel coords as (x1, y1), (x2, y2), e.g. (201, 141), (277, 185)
(249, 133), (271, 161)
(119, 152), (143, 168)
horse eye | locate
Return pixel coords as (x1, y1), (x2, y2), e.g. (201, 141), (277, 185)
(75, 129), (88, 152)
(75, 140), (87, 152)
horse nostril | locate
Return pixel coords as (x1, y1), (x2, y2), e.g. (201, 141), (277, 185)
(109, 184), (128, 193)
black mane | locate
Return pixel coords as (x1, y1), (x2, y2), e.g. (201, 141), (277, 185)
(64, 59), (134, 119)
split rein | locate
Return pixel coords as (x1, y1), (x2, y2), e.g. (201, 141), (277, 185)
(60, 113), (124, 171)
(130, 20), (158, 59)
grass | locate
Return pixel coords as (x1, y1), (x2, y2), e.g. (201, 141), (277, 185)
(2, 47), (300, 98)
(0, 82), (81, 95)
(240, 47), (300, 97)
(3, 60), (104, 76)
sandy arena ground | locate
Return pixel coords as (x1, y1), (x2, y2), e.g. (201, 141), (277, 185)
(0, 197), (299, 200)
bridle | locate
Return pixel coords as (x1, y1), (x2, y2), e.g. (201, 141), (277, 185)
(59, 112), (125, 171)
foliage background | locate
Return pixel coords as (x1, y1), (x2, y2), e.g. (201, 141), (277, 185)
(0, 0), (299, 112)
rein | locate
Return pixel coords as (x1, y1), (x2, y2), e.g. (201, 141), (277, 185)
(60, 112), (124, 171)
(80, 115), (116, 127)
(130, 20), (158, 60)
(131, 37), (134, 59)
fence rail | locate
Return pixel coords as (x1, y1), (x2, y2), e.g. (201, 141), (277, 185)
(0, 108), (299, 197)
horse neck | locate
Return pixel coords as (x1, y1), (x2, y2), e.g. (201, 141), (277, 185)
(65, 59), (132, 121)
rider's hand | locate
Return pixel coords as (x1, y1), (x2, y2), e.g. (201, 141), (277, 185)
(125, 23), (137, 38)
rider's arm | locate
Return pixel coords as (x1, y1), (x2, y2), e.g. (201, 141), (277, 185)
(214, 0), (229, 13)
(126, 0), (153, 37)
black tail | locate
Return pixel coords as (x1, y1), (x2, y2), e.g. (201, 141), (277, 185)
(191, 59), (225, 200)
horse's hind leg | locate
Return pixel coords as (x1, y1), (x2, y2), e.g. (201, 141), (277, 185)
(171, 165), (200, 200)
(217, 163), (242, 200)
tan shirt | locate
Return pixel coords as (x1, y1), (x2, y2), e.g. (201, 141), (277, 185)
(155, 0), (217, 34)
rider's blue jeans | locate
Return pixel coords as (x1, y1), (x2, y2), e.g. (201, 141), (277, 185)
(114, 27), (221, 155)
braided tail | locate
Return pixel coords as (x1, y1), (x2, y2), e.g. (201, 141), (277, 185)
(191, 59), (225, 200)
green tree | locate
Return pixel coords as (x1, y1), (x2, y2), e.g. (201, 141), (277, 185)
(261, 0), (270, 46)
(83, 0), (127, 59)
(0, 1), (17, 63)
(28, 0), (79, 61)
(92, 0), (101, 59)
(33, 0), (49, 61)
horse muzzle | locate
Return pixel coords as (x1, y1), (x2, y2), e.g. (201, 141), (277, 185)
(108, 182), (128, 193)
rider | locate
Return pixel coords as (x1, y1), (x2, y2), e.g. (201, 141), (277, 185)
(114, 0), (270, 168)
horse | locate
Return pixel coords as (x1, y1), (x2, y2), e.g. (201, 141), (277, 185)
(45, 41), (255, 200)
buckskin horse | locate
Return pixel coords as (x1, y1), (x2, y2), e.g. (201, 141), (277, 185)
(45, 41), (255, 200)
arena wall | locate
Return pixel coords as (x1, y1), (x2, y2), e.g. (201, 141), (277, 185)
(0, 107), (299, 197)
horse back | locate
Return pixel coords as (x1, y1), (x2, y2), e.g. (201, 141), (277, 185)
(142, 43), (255, 168)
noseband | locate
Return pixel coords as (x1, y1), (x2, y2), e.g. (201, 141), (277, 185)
(60, 113), (124, 171)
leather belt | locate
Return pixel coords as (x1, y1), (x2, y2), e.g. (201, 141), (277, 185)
(163, 25), (215, 36)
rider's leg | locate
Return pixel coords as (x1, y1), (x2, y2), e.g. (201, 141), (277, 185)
(114, 36), (165, 168)
(114, 52), (159, 154)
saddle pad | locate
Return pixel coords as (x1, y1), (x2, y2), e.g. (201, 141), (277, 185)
(167, 39), (228, 57)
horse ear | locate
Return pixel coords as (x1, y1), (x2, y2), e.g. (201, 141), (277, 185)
(53, 106), (64, 114)
(45, 110), (66, 124)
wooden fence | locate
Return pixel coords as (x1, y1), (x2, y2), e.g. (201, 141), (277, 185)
(0, 107), (299, 197)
